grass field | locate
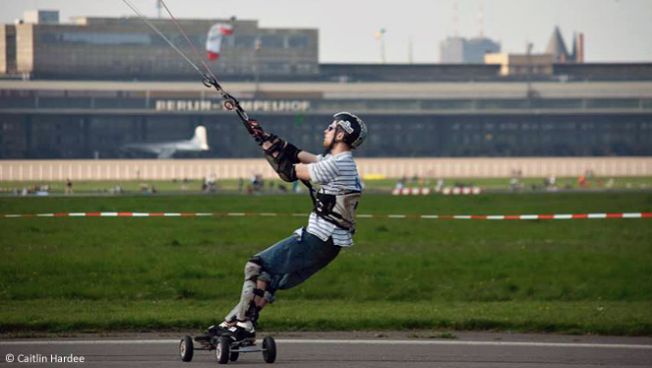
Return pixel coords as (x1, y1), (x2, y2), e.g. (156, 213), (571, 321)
(1, 192), (651, 335)
(2, 175), (652, 195)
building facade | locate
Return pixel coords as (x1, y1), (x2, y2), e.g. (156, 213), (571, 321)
(4, 12), (318, 79)
(484, 53), (555, 76)
(1, 80), (650, 159)
(0, 25), (17, 74)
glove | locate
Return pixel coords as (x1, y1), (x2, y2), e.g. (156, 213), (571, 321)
(262, 134), (301, 182)
(245, 119), (267, 144)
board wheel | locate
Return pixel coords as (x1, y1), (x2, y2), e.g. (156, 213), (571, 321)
(179, 335), (194, 362)
(216, 336), (231, 364)
(262, 336), (276, 363)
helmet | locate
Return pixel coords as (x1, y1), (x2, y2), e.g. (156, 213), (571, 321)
(332, 112), (367, 149)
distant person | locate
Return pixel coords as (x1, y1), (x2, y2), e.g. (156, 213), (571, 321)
(435, 178), (444, 192)
(65, 179), (73, 195)
(203, 112), (367, 343)
(238, 177), (244, 193)
(395, 177), (405, 191)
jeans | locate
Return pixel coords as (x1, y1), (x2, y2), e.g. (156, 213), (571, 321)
(255, 228), (341, 297)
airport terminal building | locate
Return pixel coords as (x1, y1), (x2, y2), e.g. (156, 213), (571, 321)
(1, 79), (651, 159)
(0, 12), (651, 159)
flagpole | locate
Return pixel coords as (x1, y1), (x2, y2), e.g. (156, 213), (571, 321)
(375, 28), (386, 64)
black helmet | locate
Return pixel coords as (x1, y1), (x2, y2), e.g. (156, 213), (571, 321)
(332, 112), (367, 149)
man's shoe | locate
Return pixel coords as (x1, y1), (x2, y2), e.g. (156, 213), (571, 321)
(203, 322), (232, 337)
(233, 320), (256, 341)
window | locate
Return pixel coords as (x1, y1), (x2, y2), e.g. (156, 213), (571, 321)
(260, 35), (284, 48)
(42, 32), (153, 45)
(287, 35), (309, 48)
(234, 35), (256, 48)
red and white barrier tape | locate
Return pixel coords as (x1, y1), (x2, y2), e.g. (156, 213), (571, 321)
(1, 212), (651, 220)
(391, 187), (482, 196)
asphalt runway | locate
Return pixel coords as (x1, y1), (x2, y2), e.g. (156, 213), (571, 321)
(2, 332), (651, 368)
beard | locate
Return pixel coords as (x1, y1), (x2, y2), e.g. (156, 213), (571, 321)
(322, 136), (332, 149)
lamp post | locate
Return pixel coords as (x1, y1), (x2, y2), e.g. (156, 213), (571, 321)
(525, 42), (534, 102)
(254, 37), (261, 95)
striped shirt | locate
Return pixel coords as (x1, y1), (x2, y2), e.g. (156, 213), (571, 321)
(306, 151), (362, 247)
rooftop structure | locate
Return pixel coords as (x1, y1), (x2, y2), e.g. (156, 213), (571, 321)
(545, 26), (584, 63)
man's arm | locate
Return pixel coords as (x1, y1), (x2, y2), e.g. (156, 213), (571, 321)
(295, 151), (322, 180)
(296, 156), (338, 183)
(297, 151), (319, 164)
(295, 163), (311, 181)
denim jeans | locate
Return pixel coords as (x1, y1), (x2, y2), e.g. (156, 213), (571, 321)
(255, 228), (341, 297)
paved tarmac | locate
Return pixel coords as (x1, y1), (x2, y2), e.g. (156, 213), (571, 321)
(1, 331), (651, 368)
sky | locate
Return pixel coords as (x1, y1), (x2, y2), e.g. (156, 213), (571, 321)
(2, 0), (651, 63)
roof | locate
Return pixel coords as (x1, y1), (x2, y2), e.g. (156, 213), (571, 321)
(545, 26), (569, 62)
(1, 80), (651, 99)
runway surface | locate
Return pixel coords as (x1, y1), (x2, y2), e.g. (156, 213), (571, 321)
(2, 331), (652, 368)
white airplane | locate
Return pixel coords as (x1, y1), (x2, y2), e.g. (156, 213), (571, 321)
(122, 125), (209, 159)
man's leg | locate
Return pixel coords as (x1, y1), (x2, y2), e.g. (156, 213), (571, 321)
(218, 230), (313, 334)
(222, 258), (265, 325)
(254, 279), (269, 309)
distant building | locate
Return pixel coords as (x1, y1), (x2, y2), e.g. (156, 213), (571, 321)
(484, 26), (585, 77)
(3, 78), (651, 158)
(1, 10), (318, 79)
(440, 36), (500, 63)
(546, 26), (584, 63)
(0, 25), (16, 74)
(484, 53), (554, 76)
(23, 10), (60, 25)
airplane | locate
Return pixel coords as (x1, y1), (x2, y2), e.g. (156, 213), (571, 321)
(122, 125), (209, 159)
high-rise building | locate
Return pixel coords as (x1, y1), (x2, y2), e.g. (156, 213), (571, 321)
(440, 36), (500, 63)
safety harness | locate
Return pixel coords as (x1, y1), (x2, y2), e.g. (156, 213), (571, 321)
(307, 185), (361, 233)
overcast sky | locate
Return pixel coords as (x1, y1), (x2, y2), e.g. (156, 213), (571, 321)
(2, 0), (651, 63)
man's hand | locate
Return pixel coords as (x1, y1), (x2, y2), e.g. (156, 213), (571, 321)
(245, 119), (267, 143)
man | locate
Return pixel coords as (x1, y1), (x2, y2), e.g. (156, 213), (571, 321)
(209, 112), (367, 341)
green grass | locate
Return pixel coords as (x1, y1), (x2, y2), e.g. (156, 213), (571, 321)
(2, 175), (651, 194)
(1, 193), (651, 335)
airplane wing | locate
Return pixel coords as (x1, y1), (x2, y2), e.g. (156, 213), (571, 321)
(157, 148), (177, 159)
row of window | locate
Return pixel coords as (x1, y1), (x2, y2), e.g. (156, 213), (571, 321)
(3, 114), (651, 158)
(36, 32), (313, 50)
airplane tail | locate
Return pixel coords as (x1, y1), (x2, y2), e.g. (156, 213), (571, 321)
(191, 125), (209, 150)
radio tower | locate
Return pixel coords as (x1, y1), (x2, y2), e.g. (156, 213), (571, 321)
(452, 1), (460, 37)
(477, 1), (485, 37)
(156, 0), (162, 18)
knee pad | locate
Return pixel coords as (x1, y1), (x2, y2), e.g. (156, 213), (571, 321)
(244, 260), (262, 282)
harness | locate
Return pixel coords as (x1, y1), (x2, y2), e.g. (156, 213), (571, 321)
(302, 180), (361, 233)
